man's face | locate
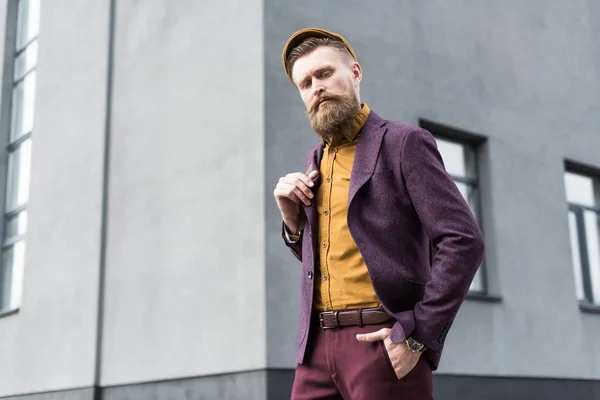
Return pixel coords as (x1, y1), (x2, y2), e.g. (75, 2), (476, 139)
(291, 46), (362, 142)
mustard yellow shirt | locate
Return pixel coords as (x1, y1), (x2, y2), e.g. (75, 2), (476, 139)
(314, 104), (380, 311)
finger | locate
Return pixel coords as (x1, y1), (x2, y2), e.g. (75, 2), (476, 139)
(274, 186), (300, 204)
(287, 173), (315, 189)
(278, 183), (311, 206)
(356, 328), (390, 342)
(308, 170), (320, 182)
(291, 187), (312, 206)
(283, 176), (314, 200)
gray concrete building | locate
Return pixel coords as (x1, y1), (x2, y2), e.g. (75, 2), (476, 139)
(0, 0), (599, 399)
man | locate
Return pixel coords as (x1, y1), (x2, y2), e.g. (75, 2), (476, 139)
(273, 28), (485, 399)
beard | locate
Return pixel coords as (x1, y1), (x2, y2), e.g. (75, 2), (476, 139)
(306, 90), (361, 143)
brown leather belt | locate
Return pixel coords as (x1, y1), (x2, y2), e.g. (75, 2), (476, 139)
(318, 307), (393, 329)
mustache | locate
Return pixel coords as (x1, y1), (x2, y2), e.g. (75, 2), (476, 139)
(309, 95), (340, 114)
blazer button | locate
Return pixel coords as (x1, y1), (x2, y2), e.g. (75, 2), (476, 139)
(307, 271), (313, 279)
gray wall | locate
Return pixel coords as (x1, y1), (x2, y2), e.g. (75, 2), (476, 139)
(101, 0), (266, 386)
(0, 0), (266, 396)
(0, 0), (110, 396)
(264, 0), (600, 378)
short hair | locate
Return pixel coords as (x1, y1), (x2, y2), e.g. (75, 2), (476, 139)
(286, 37), (354, 82)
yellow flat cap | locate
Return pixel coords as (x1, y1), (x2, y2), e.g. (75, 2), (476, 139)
(282, 28), (357, 81)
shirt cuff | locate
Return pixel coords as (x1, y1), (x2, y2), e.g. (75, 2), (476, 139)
(284, 225), (301, 243)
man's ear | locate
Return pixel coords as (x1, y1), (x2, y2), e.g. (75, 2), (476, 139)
(352, 62), (362, 85)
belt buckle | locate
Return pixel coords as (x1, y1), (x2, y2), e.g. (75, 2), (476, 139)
(320, 311), (339, 329)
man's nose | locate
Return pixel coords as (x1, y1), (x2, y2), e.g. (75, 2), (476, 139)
(313, 84), (325, 96)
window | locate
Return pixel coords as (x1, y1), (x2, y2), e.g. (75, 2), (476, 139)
(420, 121), (487, 294)
(0, 0), (40, 313)
(564, 168), (600, 307)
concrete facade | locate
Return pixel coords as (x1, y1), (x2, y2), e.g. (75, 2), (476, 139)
(0, 0), (599, 399)
(101, 0), (265, 386)
(0, 0), (110, 395)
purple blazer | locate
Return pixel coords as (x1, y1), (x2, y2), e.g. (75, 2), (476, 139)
(283, 111), (485, 370)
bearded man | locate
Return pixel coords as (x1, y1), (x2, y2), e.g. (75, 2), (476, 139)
(273, 28), (485, 400)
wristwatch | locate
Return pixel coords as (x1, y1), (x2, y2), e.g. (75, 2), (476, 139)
(283, 225), (302, 243)
(405, 337), (426, 353)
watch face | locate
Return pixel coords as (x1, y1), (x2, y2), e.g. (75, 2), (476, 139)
(407, 338), (424, 351)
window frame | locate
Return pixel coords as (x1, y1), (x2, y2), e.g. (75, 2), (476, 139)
(419, 120), (498, 302)
(564, 160), (600, 312)
(0, 0), (39, 316)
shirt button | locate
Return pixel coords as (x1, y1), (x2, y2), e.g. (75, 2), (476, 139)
(307, 271), (313, 279)
(324, 210), (329, 216)
(326, 178), (331, 183)
(322, 243), (327, 248)
(323, 276), (328, 281)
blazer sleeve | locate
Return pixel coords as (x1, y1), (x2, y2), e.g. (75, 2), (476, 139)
(282, 222), (302, 261)
(397, 128), (485, 352)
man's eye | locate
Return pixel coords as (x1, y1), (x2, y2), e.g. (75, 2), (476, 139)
(322, 71), (332, 77)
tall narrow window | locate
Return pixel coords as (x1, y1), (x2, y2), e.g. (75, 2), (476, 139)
(434, 137), (485, 293)
(564, 168), (600, 307)
(420, 121), (487, 295)
(0, 0), (40, 313)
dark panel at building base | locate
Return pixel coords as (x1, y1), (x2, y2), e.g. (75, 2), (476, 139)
(266, 369), (600, 400)
(265, 369), (600, 400)
(266, 369), (295, 400)
(2, 371), (599, 400)
(435, 374), (600, 400)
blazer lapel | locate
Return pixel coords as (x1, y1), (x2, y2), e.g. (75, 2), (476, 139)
(303, 143), (324, 232)
(348, 112), (387, 206)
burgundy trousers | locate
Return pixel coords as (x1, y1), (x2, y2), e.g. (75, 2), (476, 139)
(291, 320), (433, 400)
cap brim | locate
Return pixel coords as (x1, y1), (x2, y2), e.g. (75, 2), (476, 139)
(282, 28), (357, 82)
